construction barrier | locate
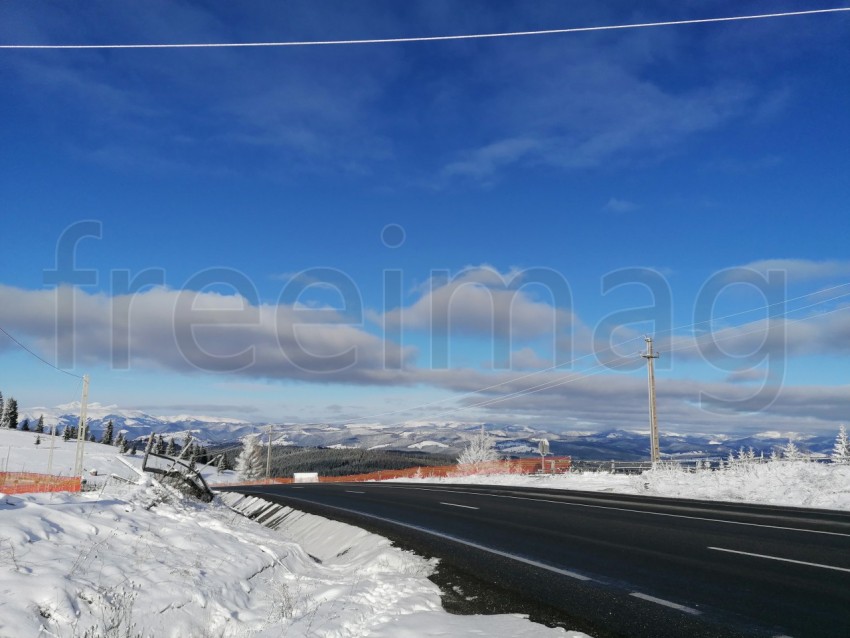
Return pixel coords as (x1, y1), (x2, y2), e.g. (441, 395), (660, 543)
(0, 472), (82, 495)
(220, 456), (571, 488)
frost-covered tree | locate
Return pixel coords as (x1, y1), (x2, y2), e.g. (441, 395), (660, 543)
(782, 439), (802, 460)
(236, 434), (265, 481)
(20, 418), (30, 432)
(115, 431), (126, 449)
(166, 438), (176, 456)
(101, 420), (114, 445)
(130, 442), (138, 456)
(216, 454), (228, 474)
(833, 425), (850, 464)
(156, 434), (166, 455)
(457, 426), (499, 466)
(35, 415), (44, 434)
(62, 426), (72, 441)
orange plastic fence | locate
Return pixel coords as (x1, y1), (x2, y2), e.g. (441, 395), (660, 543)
(0, 472), (82, 495)
(222, 457), (571, 488)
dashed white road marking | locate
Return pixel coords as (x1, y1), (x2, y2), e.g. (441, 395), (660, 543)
(365, 484), (850, 537)
(708, 547), (850, 573)
(345, 490), (365, 494)
(630, 592), (701, 615)
(440, 502), (479, 510)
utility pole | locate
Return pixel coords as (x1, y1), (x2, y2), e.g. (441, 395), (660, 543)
(266, 425), (273, 483)
(74, 374), (90, 477)
(47, 421), (57, 476)
(641, 337), (660, 465)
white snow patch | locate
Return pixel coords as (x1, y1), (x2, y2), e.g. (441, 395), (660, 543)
(407, 440), (449, 450)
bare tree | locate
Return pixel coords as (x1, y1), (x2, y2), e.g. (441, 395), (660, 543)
(458, 426), (499, 466)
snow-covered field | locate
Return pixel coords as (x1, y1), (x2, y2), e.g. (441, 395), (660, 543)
(0, 429), (581, 637)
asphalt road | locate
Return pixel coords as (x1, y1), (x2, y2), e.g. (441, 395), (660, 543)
(221, 482), (850, 637)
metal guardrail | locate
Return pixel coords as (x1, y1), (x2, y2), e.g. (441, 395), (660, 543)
(141, 448), (214, 502)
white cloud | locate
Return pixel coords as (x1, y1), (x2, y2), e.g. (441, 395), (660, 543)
(0, 284), (415, 385)
(383, 266), (577, 341)
(733, 259), (850, 283)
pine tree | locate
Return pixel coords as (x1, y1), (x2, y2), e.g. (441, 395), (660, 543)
(88, 432), (96, 442)
(5, 398), (18, 429)
(156, 434), (166, 455)
(20, 418), (30, 432)
(833, 425), (850, 464)
(120, 438), (129, 454)
(35, 415), (45, 434)
(235, 434), (265, 480)
(63, 426), (72, 441)
(216, 454), (228, 474)
(0, 391), (4, 426)
(115, 431), (126, 449)
(166, 438), (176, 456)
(35, 434), (41, 446)
(782, 439), (802, 460)
(130, 442), (138, 456)
(101, 420), (114, 445)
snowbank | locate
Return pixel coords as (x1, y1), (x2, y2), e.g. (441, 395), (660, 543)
(389, 461), (850, 511)
(0, 478), (581, 637)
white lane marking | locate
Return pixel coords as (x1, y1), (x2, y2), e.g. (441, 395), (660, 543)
(345, 490), (365, 494)
(365, 484), (850, 537)
(630, 592), (701, 615)
(440, 502), (479, 510)
(708, 547), (850, 573)
(260, 493), (592, 582)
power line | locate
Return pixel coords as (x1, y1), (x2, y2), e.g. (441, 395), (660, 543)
(0, 325), (84, 379)
(1, 7), (847, 50)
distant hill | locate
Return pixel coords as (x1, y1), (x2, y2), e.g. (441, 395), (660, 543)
(21, 402), (838, 461)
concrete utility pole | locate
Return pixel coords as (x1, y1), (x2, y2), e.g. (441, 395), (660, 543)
(641, 338), (660, 465)
(266, 425), (273, 483)
(74, 374), (90, 476)
(47, 421), (57, 476)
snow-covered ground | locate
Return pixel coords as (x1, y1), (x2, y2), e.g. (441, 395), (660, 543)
(0, 428), (582, 638)
(3, 426), (850, 638)
(388, 460), (850, 511)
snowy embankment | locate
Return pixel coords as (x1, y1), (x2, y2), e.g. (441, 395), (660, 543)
(0, 429), (581, 637)
(0, 482), (582, 638)
(389, 461), (850, 511)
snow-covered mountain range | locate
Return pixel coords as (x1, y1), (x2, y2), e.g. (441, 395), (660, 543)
(21, 402), (838, 460)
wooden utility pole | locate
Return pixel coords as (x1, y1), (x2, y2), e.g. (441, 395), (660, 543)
(641, 338), (660, 464)
(74, 374), (90, 476)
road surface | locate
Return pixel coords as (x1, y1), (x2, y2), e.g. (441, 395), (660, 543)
(220, 482), (850, 637)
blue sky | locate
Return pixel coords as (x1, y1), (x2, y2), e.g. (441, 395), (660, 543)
(1, 1), (849, 434)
